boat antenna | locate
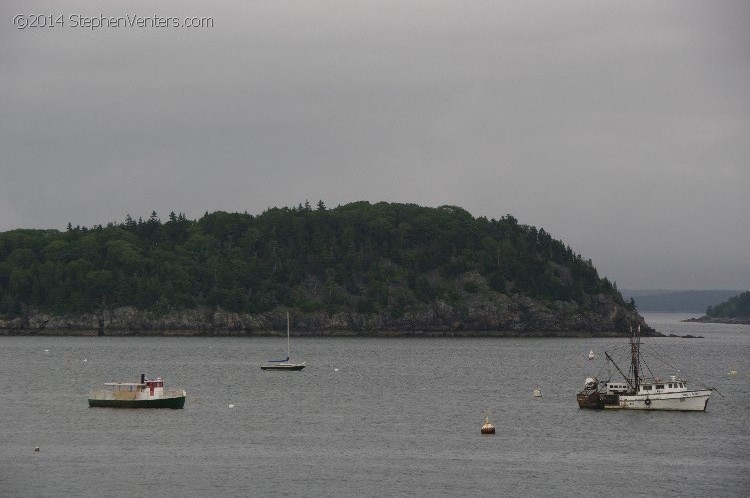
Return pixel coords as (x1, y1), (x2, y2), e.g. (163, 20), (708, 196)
(287, 311), (290, 358)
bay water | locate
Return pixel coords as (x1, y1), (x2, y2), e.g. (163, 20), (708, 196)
(1, 313), (748, 497)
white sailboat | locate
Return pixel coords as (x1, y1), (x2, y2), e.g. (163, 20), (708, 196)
(261, 312), (306, 371)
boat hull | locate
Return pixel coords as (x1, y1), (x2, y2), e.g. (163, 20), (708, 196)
(88, 396), (186, 409)
(617, 390), (711, 411)
(261, 364), (305, 371)
(577, 392), (619, 409)
(577, 390), (710, 411)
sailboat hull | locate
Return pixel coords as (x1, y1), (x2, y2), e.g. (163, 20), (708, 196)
(260, 363), (306, 371)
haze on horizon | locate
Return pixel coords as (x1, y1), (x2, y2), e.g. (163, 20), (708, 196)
(2, 0), (748, 291)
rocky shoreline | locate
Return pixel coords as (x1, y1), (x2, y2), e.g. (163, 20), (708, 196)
(0, 327), (645, 338)
(683, 316), (750, 325)
(0, 293), (661, 337)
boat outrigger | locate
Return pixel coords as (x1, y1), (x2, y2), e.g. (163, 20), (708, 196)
(88, 374), (186, 409)
(577, 325), (711, 411)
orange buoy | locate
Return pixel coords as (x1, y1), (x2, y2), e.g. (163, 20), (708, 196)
(481, 415), (495, 435)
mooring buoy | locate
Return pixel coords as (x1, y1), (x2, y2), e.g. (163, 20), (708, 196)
(481, 415), (495, 435)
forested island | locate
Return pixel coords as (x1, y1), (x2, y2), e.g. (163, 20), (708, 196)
(686, 291), (750, 325)
(0, 202), (654, 337)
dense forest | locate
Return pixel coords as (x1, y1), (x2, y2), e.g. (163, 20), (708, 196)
(706, 291), (750, 318)
(0, 202), (641, 334)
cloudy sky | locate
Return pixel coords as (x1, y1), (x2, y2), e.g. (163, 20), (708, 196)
(2, 0), (749, 290)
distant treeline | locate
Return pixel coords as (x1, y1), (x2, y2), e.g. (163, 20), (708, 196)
(622, 290), (743, 313)
(0, 201), (629, 318)
(706, 291), (750, 318)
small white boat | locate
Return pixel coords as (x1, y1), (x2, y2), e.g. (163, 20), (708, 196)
(588, 349), (595, 360)
(532, 389), (542, 397)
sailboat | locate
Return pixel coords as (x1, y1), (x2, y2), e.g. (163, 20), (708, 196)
(577, 325), (711, 411)
(261, 312), (306, 371)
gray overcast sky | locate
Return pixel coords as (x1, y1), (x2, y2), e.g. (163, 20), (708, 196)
(2, 0), (749, 290)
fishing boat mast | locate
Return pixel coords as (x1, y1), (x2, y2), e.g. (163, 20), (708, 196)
(605, 350), (633, 390)
(630, 324), (641, 392)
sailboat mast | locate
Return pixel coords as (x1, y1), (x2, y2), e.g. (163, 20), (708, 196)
(287, 311), (290, 357)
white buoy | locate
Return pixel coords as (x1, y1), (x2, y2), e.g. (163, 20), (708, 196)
(533, 389), (542, 397)
(334, 368), (338, 372)
(228, 404), (235, 408)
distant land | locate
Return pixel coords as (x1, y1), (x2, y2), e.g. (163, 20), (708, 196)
(685, 290), (750, 325)
(0, 202), (653, 337)
(622, 290), (744, 313)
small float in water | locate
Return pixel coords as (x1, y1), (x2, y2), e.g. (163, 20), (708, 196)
(88, 374), (186, 409)
(481, 415), (495, 434)
(533, 388), (542, 397)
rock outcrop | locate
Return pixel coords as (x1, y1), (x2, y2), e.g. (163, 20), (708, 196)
(0, 291), (657, 337)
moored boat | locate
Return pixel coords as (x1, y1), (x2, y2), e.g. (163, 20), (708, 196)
(261, 312), (306, 371)
(89, 374), (186, 409)
(577, 325), (711, 412)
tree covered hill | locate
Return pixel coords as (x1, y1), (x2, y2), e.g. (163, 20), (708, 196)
(0, 202), (649, 335)
(707, 291), (750, 317)
(684, 290), (750, 325)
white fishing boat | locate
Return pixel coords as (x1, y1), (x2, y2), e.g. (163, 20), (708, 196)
(88, 374), (186, 409)
(577, 325), (711, 411)
(261, 312), (306, 371)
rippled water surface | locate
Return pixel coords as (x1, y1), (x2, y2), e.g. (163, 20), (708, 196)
(1, 313), (748, 497)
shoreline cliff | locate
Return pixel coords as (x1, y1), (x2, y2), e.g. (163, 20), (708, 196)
(1, 292), (659, 338)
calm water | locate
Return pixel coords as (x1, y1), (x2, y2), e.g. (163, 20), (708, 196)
(1, 313), (748, 497)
